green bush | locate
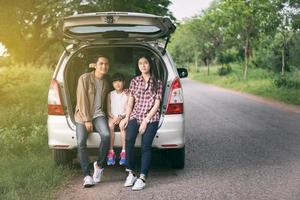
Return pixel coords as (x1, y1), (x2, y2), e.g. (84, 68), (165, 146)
(216, 48), (239, 65)
(0, 65), (75, 200)
(274, 75), (300, 89)
(217, 65), (232, 76)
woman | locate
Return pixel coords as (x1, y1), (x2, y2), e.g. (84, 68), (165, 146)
(121, 55), (163, 191)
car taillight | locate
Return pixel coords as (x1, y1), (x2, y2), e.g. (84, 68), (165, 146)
(48, 80), (64, 115)
(166, 78), (184, 114)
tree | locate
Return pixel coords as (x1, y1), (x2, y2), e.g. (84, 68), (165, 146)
(289, 0), (300, 30)
(0, 0), (174, 64)
(214, 0), (282, 79)
(168, 23), (197, 69)
(188, 12), (223, 75)
(278, 3), (293, 75)
(0, 1), (75, 64)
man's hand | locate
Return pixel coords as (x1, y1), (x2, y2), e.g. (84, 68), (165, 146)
(85, 121), (93, 133)
(89, 63), (96, 68)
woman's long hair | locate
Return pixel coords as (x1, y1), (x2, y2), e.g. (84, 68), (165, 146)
(135, 55), (158, 93)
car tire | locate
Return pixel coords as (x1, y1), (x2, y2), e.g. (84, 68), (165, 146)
(53, 149), (74, 166)
(169, 146), (185, 169)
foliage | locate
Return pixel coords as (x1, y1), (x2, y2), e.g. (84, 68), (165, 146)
(168, 23), (197, 68)
(289, 0), (300, 30)
(216, 48), (239, 66)
(190, 64), (300, 105)
(0, 66), (75, 200)
(213, 0), (282, 78)
(251, 33), (284, 72)
(0, 0), (174, 64)
(189, 11), (222, 67)
(289, 32), (300, 69)
(217, 65), (232, 76)
(169, 0), (299, 81)
(274, 74), (300, 89)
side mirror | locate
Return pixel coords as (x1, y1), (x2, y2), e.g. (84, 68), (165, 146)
(177, 68), (188, 78)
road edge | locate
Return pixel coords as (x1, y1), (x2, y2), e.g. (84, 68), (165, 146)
(187, 78), (300, 114)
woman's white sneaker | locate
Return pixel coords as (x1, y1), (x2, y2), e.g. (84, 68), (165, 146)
(124, 173), (137, 187)
(83, 175), (95, 188)
(93, 161), (104, 183)
(132, 178), (146, 191)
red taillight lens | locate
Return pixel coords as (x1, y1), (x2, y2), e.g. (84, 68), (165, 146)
(166, 103), (183, 114)
(166, 78), (184, 114)
(48, 80), (64, 115)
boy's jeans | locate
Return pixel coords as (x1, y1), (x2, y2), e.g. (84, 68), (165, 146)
(76, 116), (110, 176)
(125, 118), (159, 176)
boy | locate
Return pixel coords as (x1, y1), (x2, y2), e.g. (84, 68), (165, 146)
(107, 73), (128, 165)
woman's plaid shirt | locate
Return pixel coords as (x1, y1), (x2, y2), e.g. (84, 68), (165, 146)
(129, 75), (162, 123)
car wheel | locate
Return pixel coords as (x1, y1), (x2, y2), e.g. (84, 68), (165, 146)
(169, 146), (185, 169)
(53, 149), (74, 166)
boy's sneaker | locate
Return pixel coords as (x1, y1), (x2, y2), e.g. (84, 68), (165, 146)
(83, 175), (95, 188)
(132, 178), (146, 191)
(107, 151), (116, 166)
(119, 151), (126, 165)
(93, 161), (104, 183)
(124, 173), (137, 187)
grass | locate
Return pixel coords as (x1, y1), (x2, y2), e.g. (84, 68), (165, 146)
(0, 66), (75, 200)
(189, 64), (300, 105)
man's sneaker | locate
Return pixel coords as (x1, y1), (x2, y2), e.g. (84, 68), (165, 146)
(119, 151), (126, 165)
(107, 151), (116, 165)
(132, 178), (146, 191)
(124, 173), (137, 187)
(93, 161), (104, 183)
(83, 175), (95, 188)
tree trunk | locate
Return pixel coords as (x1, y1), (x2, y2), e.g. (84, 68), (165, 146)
(206, 58), (210, 76)
(195, 52), (198, 73)
(244, 37), (250, 80)
(281, 41), (285, 76)
(208, 63), (210, 76)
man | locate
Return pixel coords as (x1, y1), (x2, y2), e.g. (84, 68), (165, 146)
(74, 55), (110, 187)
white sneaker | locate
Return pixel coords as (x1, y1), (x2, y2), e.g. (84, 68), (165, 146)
(132, 178), (146, 191)
(83, 175), (95, 188)
(93, 161), (104, 183)
(124, 173), (137, 187)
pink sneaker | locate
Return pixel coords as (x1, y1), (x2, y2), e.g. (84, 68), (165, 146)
(119, 151), (126, 165)
(107, 151), (116, 165)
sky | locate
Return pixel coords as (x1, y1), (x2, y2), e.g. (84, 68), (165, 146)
(0, 0), (214, 56)
(169, 0), (214, 21)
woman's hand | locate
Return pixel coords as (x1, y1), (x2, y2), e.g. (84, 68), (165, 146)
(85, 121), (93, 133)
(139, 118), (149, 135)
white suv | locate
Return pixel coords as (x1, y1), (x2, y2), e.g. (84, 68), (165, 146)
(47, 12), (187, 169)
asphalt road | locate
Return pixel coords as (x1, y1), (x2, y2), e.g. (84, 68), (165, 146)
(57, 78), (300, 200)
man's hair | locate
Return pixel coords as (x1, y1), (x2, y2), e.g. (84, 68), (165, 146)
(111, 72), (125, 82)
(95, 55), (110, 62)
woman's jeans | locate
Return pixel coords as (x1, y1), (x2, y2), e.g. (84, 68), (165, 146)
(76, 116), (110, 176)
(125, 118), (159, 176)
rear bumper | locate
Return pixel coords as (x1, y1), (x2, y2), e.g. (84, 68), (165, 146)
(48, 114), (185, 149)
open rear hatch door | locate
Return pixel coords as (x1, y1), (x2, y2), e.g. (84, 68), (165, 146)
(63, 12), (176, 53)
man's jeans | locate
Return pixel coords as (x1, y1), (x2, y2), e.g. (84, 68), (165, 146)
(76, 116), (110, 176)
(125, 118), (159, 176)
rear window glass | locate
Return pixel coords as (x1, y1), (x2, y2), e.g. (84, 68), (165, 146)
(68, 25), (160, 34)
